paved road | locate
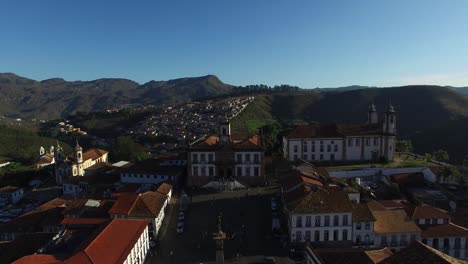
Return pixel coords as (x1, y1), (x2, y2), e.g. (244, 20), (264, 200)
(149, 187), (287, 264)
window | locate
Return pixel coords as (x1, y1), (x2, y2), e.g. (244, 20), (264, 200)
(305, 216), (312, 227)
(315, 216), (321, 227)
(324, 230), (329, 241)
(201, 166), (206, 176)
(343, 215), (348, 225)
(381, 236), (388, 247)
(293, 155), (298, 160)
(254, 167), (259, 177)
(296, 216), (302, 227)
(327, 145), (331, 152)
(390, 235), (397, 246)
(303, 154), (308, 160)
(209, 167), (214, 177)
(342, 230), (348, 241)
(365, 234), (370, 244)
(245, 167), (251, 176)
(314, 230), (320, 242)
(245, 154), (251, 162)
(455, 238), (461, 249)
(193, 166), (198, 176)
(192, 154), (198, 163)
(356, 222), (362, 230)
(422, 239), (428, 245)
(320, 154), (324, 160)
(312, 145), (316, 152)
(433, 238), (439, 249)
(356, 235), (361, 244)
(400, 234), (407, 246)
(200, 154), (206, 162)
(356, 138), (360, 146)
(348, 139), (352, 147)
(296, 231), (302, 242)
(293, 145), (298, 153)
(323, 216), (330, 226)
(305, 231), (311, 241)
(333, 230), (339, 241)
(365, 138), (370, 146)
(425, 218), (430, 225)
(443, 238), (450, 249)
(330, 154), (335, 161)
(236, 154), (242, 162)
(208, 154), (214, 162)
(303, 144), (308, 152)
(320, 145), (324, 152)
(237, 167), (242, 176)
(365, 222), (370, 230)
(254, 154), (259, 163)
(374, 138), (378, 146)
(311, 154), (315, 160)
(333, 215), (339, 226)
(334, 144), (338, 152)
(432, 218), (437, 224)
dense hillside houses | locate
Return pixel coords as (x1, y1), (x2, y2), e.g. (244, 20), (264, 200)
(187, 118), (265, 189)
(54, 141), (109, 184)
(283, 103), (397, 162)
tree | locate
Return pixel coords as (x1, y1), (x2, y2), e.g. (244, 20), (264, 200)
(396, 140), (413, 153)
(110, 136), (150, 162)
(433, 149), (449, 163)
(260, 122), (281, 155)
(439, 165), (460, 183)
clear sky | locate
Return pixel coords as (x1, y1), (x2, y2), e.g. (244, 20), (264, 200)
(1, 0), (468, 87)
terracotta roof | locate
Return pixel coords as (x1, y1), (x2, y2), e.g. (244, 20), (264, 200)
(79, 219), (148, 264)
(380, 241), (467, 264)
(367, 200), (408, 211)
(371, 209), (421, 234)
(411, 205), (449, 220)
(61, 218), (109, 226)
(284, 185), (310, 210)
(280, 170), (323, 192)
(421, 223), (468, 238)
(315, 247), (392, 264)
(82, 148), (108, 161)
(352, 203), (376, 222)
(108, 193), (139, 215)
(13, 254), (62, 264)
(289, 186), (353, 214)
(190, 133), (263, 150)
(157, 182), (172, 196)
(365, 248), (394, 263)
(0, 185), (21, 193)
(286, 123), (386, 139)
(129, 192), (167, 218)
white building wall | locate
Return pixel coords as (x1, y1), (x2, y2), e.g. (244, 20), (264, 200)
(284, 138), (344, 162)
(375, 232), (420, 251)
(352, 221), (375, 246)
(124, 225), (149, 264)
(120, 172), (178, 184)
(423, 237), (468, 260)
(289, 212), (352, 243)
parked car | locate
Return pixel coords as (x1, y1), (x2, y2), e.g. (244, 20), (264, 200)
(178, 212), (185, 221)
(177, 221), (184, 234)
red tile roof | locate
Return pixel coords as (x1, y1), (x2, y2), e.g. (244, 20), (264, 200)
(13, 254), (62, 264)
(421, 223), (468, 238)
(410, 205), (449, 220)
(78, 219), (148, 264)
(288, 186), (354, 214)
(371, 209), (421, 234)
(157, 182), (172, 196)
(108, 193), (139, 215)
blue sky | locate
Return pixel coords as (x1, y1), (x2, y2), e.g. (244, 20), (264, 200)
(1, 0), (468, 87)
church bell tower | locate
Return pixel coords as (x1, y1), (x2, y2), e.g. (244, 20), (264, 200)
(219, 117), (231, 144)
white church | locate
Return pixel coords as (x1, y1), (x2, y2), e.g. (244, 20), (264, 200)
(283, 103), (397, 162)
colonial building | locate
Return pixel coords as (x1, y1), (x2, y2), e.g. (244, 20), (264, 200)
(352, 203), (376, 248)
(35, 146), (55, 169)
(285, 185), (354, 247)
(108, 191), (168, 239)
(120, 158), (183, 185)
(54, 141), (108, 184)
(283, 103), (397, 162)
(187, 118), (265, 189)
(0, 186), (24, 206)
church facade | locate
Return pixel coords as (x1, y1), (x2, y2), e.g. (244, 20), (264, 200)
(54, 141), (109, 184)
(283, 103), (397, 162)
(187, 118), (265, 189)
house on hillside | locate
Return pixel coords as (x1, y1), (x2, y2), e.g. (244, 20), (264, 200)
(283, 103), (397, 162)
